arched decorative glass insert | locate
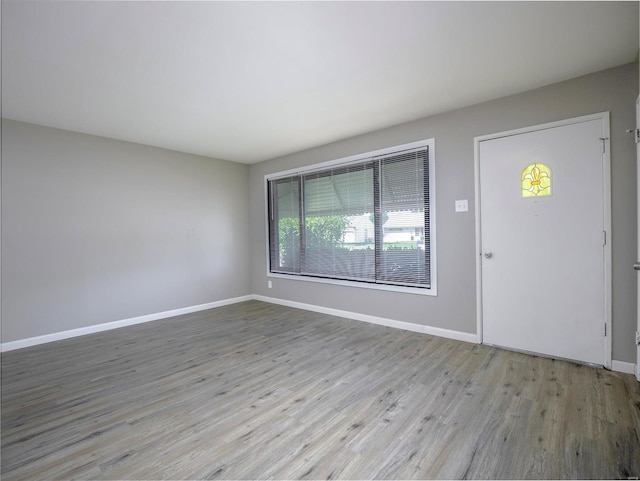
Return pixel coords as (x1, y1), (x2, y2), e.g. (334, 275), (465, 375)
(522, 163), (551, 197)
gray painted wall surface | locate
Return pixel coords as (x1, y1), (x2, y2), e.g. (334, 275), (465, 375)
(1, 120), (250, 343)
(249, 63), (638, 363)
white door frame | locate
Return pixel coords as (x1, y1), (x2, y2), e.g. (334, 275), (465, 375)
(636, 96), (640, 382)
(474, 112), (612, 369)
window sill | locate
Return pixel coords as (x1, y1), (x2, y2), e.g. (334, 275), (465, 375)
(266, 272), (437, 296)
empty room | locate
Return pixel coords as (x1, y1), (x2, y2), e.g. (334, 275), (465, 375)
(1, 1), (640, 479)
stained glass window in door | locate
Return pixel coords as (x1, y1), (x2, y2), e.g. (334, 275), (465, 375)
(522, 163), (551, 197)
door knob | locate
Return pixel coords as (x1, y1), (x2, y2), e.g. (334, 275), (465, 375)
(634, 262), (640, 271)
(484, 252), (493, 259)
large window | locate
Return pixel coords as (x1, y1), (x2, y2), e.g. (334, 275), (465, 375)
(267, 140), (435, 291)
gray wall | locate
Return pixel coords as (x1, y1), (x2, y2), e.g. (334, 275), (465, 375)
(1, 119), (250, 343)
(2, 64), (637, 363)
(249, 62), (638, 363)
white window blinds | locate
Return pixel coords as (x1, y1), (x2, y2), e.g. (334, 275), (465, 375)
(268, 143), (432, 289)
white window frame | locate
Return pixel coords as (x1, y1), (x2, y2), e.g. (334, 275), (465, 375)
(264, 139), (437, 296)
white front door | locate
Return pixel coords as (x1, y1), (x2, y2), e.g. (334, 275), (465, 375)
(478, 115), (610, 366)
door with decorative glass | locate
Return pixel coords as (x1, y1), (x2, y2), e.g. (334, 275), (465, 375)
(477, 114), (610, 366)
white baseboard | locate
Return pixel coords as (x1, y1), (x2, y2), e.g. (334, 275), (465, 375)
(611, 360), (636, 375)
(252, 295), (478, 344)
(8, 294), (629, 372)
(0, 295), (253, 352)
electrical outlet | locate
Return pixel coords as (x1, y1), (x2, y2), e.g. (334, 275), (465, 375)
(455, 199), (468, 212)
(268, 280), (273, 289)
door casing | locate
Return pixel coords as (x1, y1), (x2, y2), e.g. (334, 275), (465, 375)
(474, 112), (612, 369)
(636, 96), (640, 382)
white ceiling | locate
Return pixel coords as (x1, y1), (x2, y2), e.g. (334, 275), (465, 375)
(2, 1), (638, 164)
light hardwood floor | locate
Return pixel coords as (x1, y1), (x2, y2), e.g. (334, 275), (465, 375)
(2, 300), (639, 480)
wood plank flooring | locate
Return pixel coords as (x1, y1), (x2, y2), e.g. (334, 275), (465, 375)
(2, 300), (639, 480)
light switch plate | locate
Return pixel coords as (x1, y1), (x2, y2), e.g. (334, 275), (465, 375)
(455, 199), (468, 212)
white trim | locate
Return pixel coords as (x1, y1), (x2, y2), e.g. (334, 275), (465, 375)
(267, 272), (436, 296)
(474, 112), (612, 368)
(265, 139), (433, 180)
(429, 139), (438, 296)
(611, 360), (636, 375)
(474, 112), (611, 143)
(263, 138), (437, 296)
(253, 294), (477, 344)
(3, 289), (633, 375)
(0, 295), (253, 352)
(600, 113), (613, 370)
(264, 174), (272, 283)
(636, 95), (640, 383)
(474, 137), (484, 345)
